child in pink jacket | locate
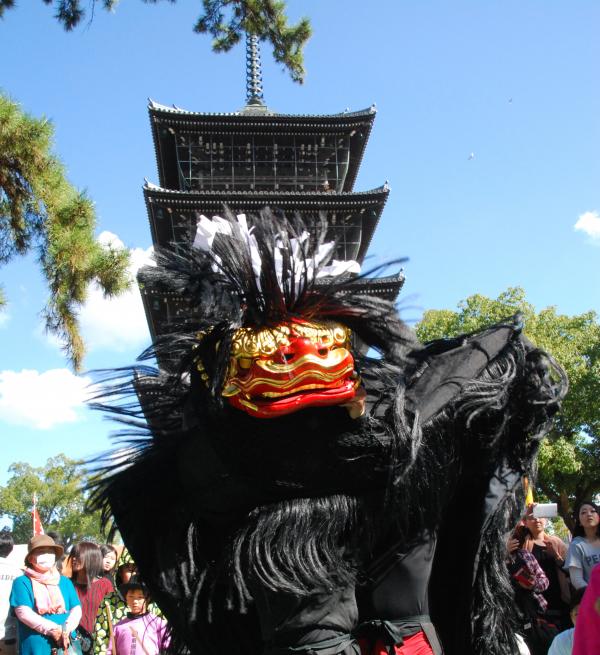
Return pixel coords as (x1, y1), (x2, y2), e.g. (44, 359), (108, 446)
(106, 577), (169, 655)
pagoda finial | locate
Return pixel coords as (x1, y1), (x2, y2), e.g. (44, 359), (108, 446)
(246, 33), (265, 106)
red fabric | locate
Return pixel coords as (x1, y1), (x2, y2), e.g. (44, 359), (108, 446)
(359, 630), (433, 655)
(32, 507), (44, 536)
(573, 564), (600, 655)
(74, 576), (114, 634)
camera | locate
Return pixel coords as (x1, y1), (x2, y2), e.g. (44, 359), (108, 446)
(532, 503), (558, 519)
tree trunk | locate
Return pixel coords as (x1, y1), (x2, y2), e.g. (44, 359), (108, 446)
(557, 491), (574, 534)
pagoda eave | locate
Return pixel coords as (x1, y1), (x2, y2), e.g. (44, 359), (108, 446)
(149, 103), (375, 193)
(148, 99), (377, 122)
(143, 183), (389, 202)
(143, 185), (389, 264)
(138, 268), (405, 348)
(332, 271), (405, 297)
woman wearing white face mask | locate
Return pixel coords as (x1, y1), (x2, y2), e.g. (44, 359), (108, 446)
(9, 535), (82, 655)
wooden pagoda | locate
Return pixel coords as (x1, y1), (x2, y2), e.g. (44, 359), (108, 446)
(139, 36), (404, 341)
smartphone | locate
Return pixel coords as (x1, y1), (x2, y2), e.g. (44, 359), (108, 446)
(532, 503), (558, 519)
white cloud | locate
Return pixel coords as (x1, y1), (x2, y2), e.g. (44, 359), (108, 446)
(574, 211), (600, 242)
(97, 230), (126, 249)
(78, 232), (155, 353)
(0, 368), (92, 429)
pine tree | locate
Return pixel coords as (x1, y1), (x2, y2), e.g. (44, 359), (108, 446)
(0, 0), (312, 82)
(0, 93), (130, 370)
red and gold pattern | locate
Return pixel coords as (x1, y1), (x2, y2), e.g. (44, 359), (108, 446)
(214, 319), (358, 418)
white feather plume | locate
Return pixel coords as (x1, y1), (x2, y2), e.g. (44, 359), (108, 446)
(192, 214), (360, 295)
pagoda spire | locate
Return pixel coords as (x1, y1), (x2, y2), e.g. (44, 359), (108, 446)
(245, 33), (265, 106)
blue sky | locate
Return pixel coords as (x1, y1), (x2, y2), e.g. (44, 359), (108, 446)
(0, 1), (599, 488)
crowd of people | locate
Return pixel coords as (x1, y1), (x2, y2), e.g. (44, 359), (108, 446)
(507, 500), (600, 655)
(0, 501), (599, 655)
(0, 533), (169, 655)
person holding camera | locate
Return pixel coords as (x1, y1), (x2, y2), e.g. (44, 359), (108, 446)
(508, 504), (570, 632)
(508, 524), (556, 655)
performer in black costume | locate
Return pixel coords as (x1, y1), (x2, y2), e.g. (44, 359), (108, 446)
(90, 212), (567, 655)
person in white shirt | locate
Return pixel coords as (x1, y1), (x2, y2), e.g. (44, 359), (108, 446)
(0, 530), (23, 655)
(564, 501), (600, 589)
(548, 587), (585, 655)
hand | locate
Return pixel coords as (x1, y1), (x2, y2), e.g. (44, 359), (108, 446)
(48, 627), (63, 643)
(545, 540), (564, 562)
(507, 538), (519, 555)
(61, 632), (71, 649)
(342, 385), (366, 419)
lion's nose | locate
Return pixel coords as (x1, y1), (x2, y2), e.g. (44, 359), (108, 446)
(276, 338), (329, 364)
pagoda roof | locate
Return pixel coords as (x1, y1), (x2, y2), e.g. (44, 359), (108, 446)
(143, 181), (388, 201)
(138, 268), (405, 347)
(149, 98), (377, 121)
(143, 183), (390, 264)
(133, 373), (164, 431)
(329, 271), (405, 296)
(148, 100), (376, 193)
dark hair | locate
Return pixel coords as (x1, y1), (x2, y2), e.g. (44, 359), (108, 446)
(69, 541), (103, 586)
(570, 586), (586, 611)
(0, 529), (14, 558)
(100, 544), (118, 563)
(512, 525), (532, 548)
(117, 562), (137, 583)
(573, 500), (600, 539)
(121, 575), (150, 598)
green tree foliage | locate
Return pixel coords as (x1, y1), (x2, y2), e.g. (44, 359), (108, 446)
(0, 454), (105, 548)
(194, 0), (311, 83)
(0, 0), (312, 83)
(416, 287), (600, 532)
(0, 93), (130, 370)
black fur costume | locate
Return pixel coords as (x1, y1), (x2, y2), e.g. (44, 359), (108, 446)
(90, 212), (567, 655)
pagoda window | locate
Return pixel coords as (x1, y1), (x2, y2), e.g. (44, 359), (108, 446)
(326, 212), (362, 261)
(173, 131), (352, 192)
(231, 139), (251, 189)
(232, 143), (249, 162)
(276, 161), (296, 189)
(190, 161), (211, 191)
(279, 143), (295, 163)
(254, 135), (273, 162)
(232, 161), (252, 188)
(334, 137), (351, 192)
(171, 211), (185, 243)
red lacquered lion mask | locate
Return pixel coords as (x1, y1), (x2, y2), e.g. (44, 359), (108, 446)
(220, 319), (358, 419)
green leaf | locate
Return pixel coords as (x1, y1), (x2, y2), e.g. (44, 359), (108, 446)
(0, 454), (106, 547)
(0, 93), (130, 370)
